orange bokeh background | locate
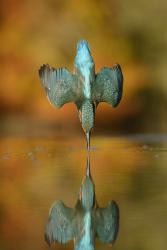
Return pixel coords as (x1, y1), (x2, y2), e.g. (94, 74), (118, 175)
(0, 0), (166, 136)
(0, 2), (167, 250)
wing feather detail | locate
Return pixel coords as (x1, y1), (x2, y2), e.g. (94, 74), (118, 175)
(39, 64), (82, 108)
(92, 64), (123, 107)
(45, 201), (76, 245)
(95, 201), (119, 244)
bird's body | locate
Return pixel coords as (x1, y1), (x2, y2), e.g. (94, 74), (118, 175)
(75, 211), (94, 250)
(40, 40), (120, 249)
(39, 40), (123, 149)
(45, 157), (119, 250)
(74, 40), (95, 99)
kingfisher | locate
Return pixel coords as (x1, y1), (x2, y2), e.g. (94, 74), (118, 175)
(39, 40), (123, 149)
(45, 156), (119, 250)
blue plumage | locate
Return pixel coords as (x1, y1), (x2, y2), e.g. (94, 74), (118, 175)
(39, 40), (123, 146)
(45, 156), (119, 249)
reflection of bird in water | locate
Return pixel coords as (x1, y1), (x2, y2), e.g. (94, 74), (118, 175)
(39, 40), (123, 150)
(45, 155), (119, 250)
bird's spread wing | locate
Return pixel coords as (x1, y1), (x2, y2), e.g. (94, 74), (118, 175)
(95, 201), (119, 244)
(39, 64), (82, 108)
(92, 64), (123, 107)
(45, 200), (76, 245)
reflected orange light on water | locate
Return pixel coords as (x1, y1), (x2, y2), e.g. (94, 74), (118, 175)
(0, 135), (167, 250)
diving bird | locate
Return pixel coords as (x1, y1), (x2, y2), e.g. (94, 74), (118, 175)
(45, 156), (119, 250)
(39, 40), (123, 149)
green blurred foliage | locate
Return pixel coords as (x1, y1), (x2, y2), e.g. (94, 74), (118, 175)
(0, 0), (166, 133)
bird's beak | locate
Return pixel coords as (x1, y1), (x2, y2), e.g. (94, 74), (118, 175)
(86, 132), (90, 151)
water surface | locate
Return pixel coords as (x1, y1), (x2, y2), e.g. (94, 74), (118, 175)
(0, 134), (167, 250)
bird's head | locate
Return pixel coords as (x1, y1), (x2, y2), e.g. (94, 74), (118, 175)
(79, 100), (95, 135)
(74, 40), (94, 69)
(79, 175), (95, 211)
(79, 155), (95, 210)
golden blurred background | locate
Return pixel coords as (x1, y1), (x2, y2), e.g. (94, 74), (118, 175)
(0, 1), (167, 250)
(0, 0), (166, 136)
